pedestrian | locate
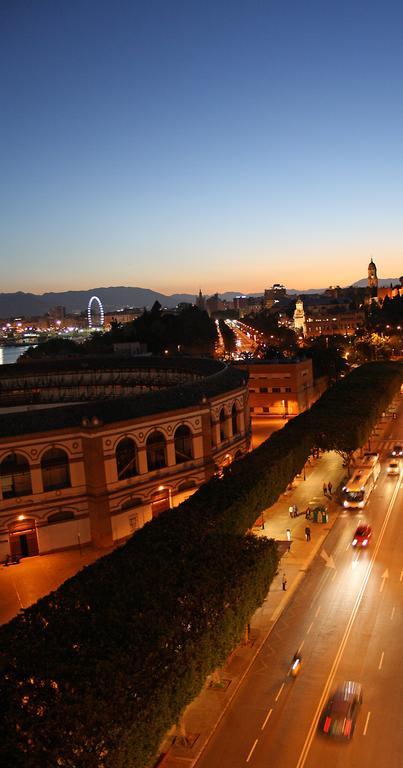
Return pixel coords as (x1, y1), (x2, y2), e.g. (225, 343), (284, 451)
(327, 481), (333, 496)
(289, 505), (294, 518)
(323, 482), (327, 496)
(293, 504), (298, 517)
(286, 528), (291, 541)
(305, 506), (311, 520)
(282, 573), (287, 591)
(305, 526), (311, 542)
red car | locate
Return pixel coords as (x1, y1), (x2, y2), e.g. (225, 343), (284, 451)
(352, 525), (372, 548)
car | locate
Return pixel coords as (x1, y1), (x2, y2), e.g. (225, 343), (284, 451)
(391, 444), (403, 457)
(387, 459), (400, 476)
(320, 681), (363, 740)
(352, 525), (372, 547)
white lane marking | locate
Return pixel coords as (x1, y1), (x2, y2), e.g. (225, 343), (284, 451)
(391, 606), (395, 620)
(261, 708), (273, 730)
(298, 640), (305, 652)
(400, 570), (403, 582)
(363, 711), (371, 736)
(246, 739), (258, 762)
(345, 543), (350, 551)
(306, 622), (313, 635)
(295, 476), (401, 768)
(275, 683), (285, 702)
(378, 651), (384, 670)
(380, 569), (389, 592)
(315, 606), (321, 618)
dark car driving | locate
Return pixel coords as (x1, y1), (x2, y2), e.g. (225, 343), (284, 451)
(320, 681), (362, 740)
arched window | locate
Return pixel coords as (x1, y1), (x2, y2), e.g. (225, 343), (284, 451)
(121, 497), (143, 511)
(47, 509), (74, 524)
(219, 408), (226, 442)
(146, 430), (167, 471)
(0, 452), (32, 499)
(41, 448), (71, 492)
(174, 425), (193, 463)
(116, 438), (137, 480)
(232, 404), (239, 435)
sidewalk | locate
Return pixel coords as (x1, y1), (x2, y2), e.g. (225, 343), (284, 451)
(159, 403), (397, 766)
(158, 398), (397, 768)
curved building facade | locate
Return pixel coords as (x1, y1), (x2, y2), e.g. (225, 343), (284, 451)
(0, 358), (250, 559)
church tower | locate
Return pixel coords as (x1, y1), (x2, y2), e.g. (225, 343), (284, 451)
(293, 297), (306, 336)
(368, 258), (378, 289)
(195, 289), (205, 311)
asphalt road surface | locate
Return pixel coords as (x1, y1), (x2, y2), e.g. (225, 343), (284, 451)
(195, 408), (402, 768)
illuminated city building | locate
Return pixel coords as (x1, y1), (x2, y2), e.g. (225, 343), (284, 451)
(235, 358), (324, 417)
(0, 358), (250, 560)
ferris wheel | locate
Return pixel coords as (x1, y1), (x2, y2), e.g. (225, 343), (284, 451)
(87, 296), (105, 328)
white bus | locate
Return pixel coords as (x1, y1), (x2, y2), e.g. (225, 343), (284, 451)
(342, 453), (380, 509)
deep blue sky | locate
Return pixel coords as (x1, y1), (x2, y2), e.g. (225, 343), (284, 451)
(1, 0), (402, 294)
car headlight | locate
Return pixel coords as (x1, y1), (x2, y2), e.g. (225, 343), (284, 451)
(343, 501), (348, 507)
(352, 539), (357, 546)
(363, 540), (368, 546)
(359, 501), (364, 507)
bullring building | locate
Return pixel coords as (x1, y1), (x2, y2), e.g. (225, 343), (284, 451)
(0, 358), (250, 560)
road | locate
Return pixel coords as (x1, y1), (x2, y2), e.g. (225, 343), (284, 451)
(195, 400), (402, 768)
(227, 320), (258, 357)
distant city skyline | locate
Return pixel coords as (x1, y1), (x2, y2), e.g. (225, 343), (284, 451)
(1, 1), (402, 293)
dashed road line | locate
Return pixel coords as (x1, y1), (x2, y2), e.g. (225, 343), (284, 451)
(275, 683), (285, 702)
(261, 708), (273, 730)
(306, 622), (313, 635)
(315, 605), (321, 618)
(391, 606), (395, 620)
(246, 739), (258, 762)
(378, 651), (384, 670)
(363, 711), (371, 736)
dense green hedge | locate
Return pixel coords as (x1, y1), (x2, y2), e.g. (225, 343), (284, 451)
(0, 360), (401, 767)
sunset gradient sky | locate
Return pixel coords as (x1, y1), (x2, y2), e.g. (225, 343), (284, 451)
(1, 0), (402, 294)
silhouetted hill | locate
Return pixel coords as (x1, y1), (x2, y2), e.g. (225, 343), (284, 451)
(0, 278), (400, 318)
(351, 277), (399, 288)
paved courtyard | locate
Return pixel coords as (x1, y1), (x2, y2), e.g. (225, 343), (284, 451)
(0, 545), (113, 626)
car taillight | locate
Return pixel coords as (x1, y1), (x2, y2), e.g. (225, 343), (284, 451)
(323, 716), (332, 733)
(344, 719), (352, 737)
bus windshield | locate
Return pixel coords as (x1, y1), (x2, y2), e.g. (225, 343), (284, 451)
(345, 489), (364, 503)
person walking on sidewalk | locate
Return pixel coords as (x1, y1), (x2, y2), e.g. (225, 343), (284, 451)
(328, 481), (333, 496)
(323, 482), (328, 496)
(286, 528), (292, 550)
(305, 526), (311, 542)
(282, 573), (287, 591)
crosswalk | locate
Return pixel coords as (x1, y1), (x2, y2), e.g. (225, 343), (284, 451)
(372, 438), (402, 458)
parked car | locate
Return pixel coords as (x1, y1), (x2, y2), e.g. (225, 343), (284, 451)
(352, 525), (372, 547)
(319, 681), (363, 739)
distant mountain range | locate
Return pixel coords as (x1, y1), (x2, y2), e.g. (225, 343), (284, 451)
(0, 278), (399, 318)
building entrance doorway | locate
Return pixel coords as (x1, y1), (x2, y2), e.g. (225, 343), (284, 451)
(151, 489), (170, 518)
(8, 518), (38, 558)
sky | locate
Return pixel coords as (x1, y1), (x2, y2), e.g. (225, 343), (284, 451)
(1, 0), (402, 295)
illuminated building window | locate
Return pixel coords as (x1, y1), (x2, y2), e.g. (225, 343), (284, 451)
(116, 438), (137, 480)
